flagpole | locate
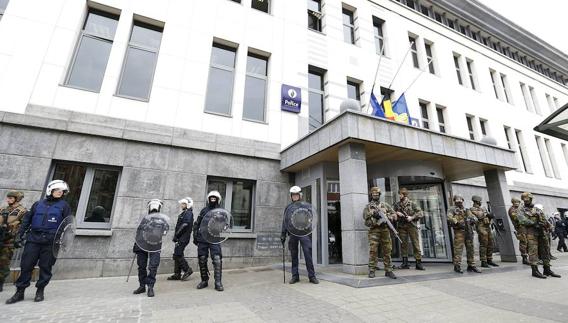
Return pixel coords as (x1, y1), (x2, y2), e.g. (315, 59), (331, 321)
(367, 44), (385, 114)
(399, 58), (432, 95)
(379, 41), (415, 104)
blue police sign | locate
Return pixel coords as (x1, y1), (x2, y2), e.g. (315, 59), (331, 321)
(281, 84), (301, 113)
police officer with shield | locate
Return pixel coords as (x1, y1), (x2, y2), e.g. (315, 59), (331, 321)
(193, 191), (226, 291)
(132, 199), (169, 297)
(280, 186), (319, 284)
(167, 197), (194, 281)
(6, 180), (71, 304)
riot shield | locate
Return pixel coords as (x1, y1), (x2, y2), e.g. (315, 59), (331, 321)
(52, 216), (76, 258)
(285, 201), (315, 237)
(199, 208), (232, 244)
(135, 212), (171, 252)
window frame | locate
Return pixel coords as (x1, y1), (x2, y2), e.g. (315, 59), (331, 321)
(466, 59), (476, 90)
(116, 20), (163, 102)
(342, 7), (356, 45)
(308, 0), (323, 32)
(204, 42), (238, 117)
(346, 78), (362, 105)
(251, 0), (270, 13)
(242, 51), (270, 123)
(372, 16), (386, 56)
(424, 41), (435, 74)
(436, 105), (446, 133)
(466, 115), (475, 140)
(49, 161), (121, 230)
(206, 177), (256, 233)
(409, 35), (419, 69)
(419, 101), (430, 130)
(453, 54), (463, 85)
(308, 66), (326, 131)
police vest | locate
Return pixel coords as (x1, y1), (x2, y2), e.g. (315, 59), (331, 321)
(31, 199), (67, 232)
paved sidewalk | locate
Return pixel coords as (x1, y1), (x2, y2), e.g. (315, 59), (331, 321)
(1, 253), (568, 322)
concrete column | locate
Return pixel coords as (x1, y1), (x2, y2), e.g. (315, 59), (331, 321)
(484, 169), (519, 262)
(338, 142), (369, 274)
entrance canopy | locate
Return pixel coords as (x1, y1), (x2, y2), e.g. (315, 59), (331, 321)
(281, 111), (517, 181)
(534, 103), (568, 141)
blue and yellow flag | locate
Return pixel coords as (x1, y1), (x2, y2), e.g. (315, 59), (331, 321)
(391, 93), (411, 125)
(370, 92), (385, 118)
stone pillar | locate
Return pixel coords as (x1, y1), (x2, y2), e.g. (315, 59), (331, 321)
(338, 142), (369, 274)
(484, 169), (518, 262)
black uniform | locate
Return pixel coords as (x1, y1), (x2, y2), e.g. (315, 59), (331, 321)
(193, 202), (223, 290)
(133, 211), (166, 289)
(281, 202), (316, 281)
(15, 197), (70, 292)
(172, 208), (193, 276)
(555, 219), (568, 252)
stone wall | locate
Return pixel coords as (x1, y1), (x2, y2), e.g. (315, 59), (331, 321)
(0, 107), (289, 279)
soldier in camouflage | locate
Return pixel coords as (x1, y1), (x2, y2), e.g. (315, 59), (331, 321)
(508, 197), (529, 265)
(447, 195), (481, 274)
(393, 188), (425, 270)
(363, 187), (397, 279)
(467, 196), (499, 268)
(518, 192), (560, 279)
(0, 191), (27, 292)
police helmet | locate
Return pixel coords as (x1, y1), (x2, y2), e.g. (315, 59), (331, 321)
(178, 197), (193, 209)
(46, 180), (69, 196)
(207, 191), (222, 203)
(147, 199), (163, 213)
(289, 186), (302, 199)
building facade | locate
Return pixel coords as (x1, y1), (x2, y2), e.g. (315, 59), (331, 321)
(0, 0), (567, 277)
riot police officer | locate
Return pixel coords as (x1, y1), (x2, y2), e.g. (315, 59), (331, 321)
(194, 191), (225, 291)
(6, 180), (71, 304)
(447, 195), (480, 274)
(133, 199), (168, 297)
(0, 190), (27, 292)
(280, 186), (319, 284)
(167, 197), (194, 281)
(467, 196), (499, 268)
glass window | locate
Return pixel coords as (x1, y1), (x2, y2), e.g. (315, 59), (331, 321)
(205, 43), (237, 115)
(515, 130), (529, 172)
(342, 8), (355, 45)
(500, 73), (511, 103)
(65, 10), (119, 92)
(420, 4), (430, 16)
(372, 16), (385, 55)
(529, 86), (541, 115)
(490, 70), (500, 99)
(447, 19), (455, 29)
(503, 126), (512, 149)
(466, 59), (476, 90)
(419, 101), (429, 129)
(425, 42), (435, 74)
(479, 119), (487, 136)
(346, 80), (361, 103)
(117, 22), (163, 100)
(535, 136), (553, 178)
(466, 116), (475, 140)
(308, 67), (325, 131)
(453, 55), (462, 85)
(207, 178), (255, 231)
(409, 36), (419, 68)
(434, 12), (442, 23)
(52, 162), (120, 229)
(251, 0), (269, 13)
(308, 0), (322, 32)
(436, 106), (445, 133)
(0, 0), (8, 19)
(243, 53), (269, 122)
(544, 138), (561, 179)
(405, 0), (416, 10)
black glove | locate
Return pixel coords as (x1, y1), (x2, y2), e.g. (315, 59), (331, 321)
(13, 235), (23, 249)
(193, 238), (198, 246)
(173, 237), (179, 243)
(280, 233), (286, 244)
(373, 212), (381, 220)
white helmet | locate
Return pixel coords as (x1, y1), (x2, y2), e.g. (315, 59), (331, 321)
(207, 191), (222, 202)
(534, 204), (544, 212)
(147, 199), (163, 213)
(46, 180), (69, 196)
(178, 197), (193, 209)
(290, 186), (302, 199)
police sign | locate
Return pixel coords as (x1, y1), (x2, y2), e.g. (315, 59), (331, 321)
(281, 84), (301, 113)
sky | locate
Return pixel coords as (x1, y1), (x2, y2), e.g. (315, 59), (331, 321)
(476, 0), (568, 56)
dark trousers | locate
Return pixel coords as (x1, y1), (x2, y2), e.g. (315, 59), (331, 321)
(288, 235), (315, 278)
(557, 235), (568, 251)
(197, 242), (222, 258)
(173, 241), (190, 274)
(135, 251), (160, 287)
(15, 241), (56, 289)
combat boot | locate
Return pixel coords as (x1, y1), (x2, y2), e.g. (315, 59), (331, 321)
(415, 260), (425, 271)
(467, 265), (481, 273)
(385, 271), (397, 279)
(522, 255), (529, 265)
(196, 256), (209, 289)
(454, 265), (463, 274)
(181, 268), (193, 281)
(147, 286), (155, 297)
(543, 265), (561, 278)
(309, 277), (319, 284)
(168, 258), (181, 280)
(5, 288), (25, 304)
(399, 257), (410, 269)
(531, 265), (547, 279)
(289, 276), (300, 284)
(167, 273), (181, 281)
(133, 285), (146, 294)
(481, 261), (489, 268)
(34, 287), (44, 302)
(212, 255), (223, 291)
(368, 269), (375, 278)
(487, 260), (499, 267)
(550, 255), (558, 260)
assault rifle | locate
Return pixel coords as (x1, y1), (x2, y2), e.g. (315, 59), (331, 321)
(394, 203), (418, 228)
(370, 204), (403, 243)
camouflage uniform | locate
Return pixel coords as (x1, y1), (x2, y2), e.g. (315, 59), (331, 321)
(393, 191), (424, 269)
(363, 188), (396, 278)
(508, 198), (528, 264)
(518, 192), (560, 278)
(447, 195), (480, 273)
(467, 196), (496, 266)
(0, 194), (27, 288)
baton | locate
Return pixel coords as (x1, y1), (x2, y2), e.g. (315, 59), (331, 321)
(126, 254), (136, 282)
(282, 241), (286, 284)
